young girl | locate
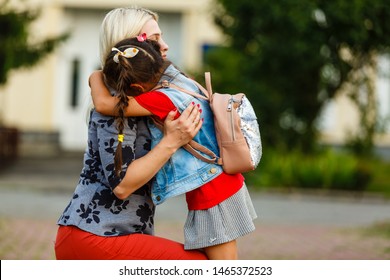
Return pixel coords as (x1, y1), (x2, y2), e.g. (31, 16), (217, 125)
(90, 36), (257, 259)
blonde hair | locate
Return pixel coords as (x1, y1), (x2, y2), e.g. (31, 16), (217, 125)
(99, 6), (158, 67)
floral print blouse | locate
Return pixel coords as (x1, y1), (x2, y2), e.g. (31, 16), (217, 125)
(57, 110), (155, 236)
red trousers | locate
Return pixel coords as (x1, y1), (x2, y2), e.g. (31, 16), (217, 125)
(55, 225), (207, 260)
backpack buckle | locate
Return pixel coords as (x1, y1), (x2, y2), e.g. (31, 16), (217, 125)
(161, 80), (170, 88)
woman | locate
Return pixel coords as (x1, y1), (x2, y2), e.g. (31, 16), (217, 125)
(54, 6), (207, 260)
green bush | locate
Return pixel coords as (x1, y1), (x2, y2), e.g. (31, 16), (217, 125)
(245, 149), (373, 192)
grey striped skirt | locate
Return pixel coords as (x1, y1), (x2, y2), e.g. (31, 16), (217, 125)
(184, 183), (257, 250)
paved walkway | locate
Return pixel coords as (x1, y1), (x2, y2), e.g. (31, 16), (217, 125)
(1, 154), (390, 260)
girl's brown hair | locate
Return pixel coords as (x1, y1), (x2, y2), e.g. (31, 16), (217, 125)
(103, 37), (165, 177)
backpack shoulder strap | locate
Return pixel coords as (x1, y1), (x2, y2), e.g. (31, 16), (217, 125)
(152, 76), (211, 101)
(187, 72), (213, 101)
(184, 141), (223, 165)
(205, 72), (213, 96)
(151, 117), (222, 165)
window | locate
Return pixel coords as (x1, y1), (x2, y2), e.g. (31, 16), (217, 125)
(70, 58), (80, 108)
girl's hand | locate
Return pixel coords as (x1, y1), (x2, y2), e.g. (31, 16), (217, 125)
(89, 70), (103, 87)
(162, 103), (202, 150)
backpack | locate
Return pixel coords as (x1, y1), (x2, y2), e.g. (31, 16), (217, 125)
(155, 72), (262, 174)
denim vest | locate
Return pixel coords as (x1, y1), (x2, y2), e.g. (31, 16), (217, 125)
(148, 65), (223, 205)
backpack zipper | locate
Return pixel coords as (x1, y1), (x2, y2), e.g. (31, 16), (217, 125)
(227, 97), (236, 141)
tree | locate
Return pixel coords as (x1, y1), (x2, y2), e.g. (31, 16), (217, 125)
(0, 0), (68, 123)
(207, 0), (390, 154)
(0, 0), (68, 164)
(0, 0), (68, 84)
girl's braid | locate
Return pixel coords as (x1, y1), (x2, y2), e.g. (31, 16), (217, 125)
(103, 38), (164, 178)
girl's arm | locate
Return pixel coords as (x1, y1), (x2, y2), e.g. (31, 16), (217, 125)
(113, 104), (202, 199)
(89, 70), (151, 116)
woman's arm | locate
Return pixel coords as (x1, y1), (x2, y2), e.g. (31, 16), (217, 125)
(89, 70), (151, 116)
(113, 103), (202, 200)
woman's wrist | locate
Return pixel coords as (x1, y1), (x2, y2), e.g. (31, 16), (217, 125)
(157, 136), (180, 155)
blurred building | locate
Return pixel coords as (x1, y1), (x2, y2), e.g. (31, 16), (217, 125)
(1, 0), (222, 156)
(1, 0), (390, 157)
(319, 55), (390, 158)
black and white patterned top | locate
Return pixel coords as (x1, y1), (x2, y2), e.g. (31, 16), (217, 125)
(57, 109), (155, 236)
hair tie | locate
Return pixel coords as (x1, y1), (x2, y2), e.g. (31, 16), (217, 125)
(137, 33), (147, 42)
(112, 47), (139, 63)
(118, 134), (124, 143)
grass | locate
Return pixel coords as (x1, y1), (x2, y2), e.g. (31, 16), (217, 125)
(244, 148), (390, 197)
(364, 158), (390, 197)
(363, 221), (390, 240)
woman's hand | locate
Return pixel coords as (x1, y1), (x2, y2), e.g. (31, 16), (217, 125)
(162, 103), (202, 151)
